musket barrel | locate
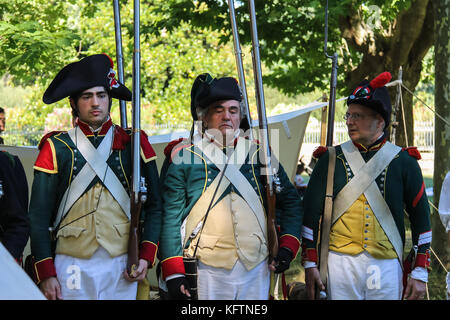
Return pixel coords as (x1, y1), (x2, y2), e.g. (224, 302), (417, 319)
(247, 0), (278, 262)
(132, 0), (141, 199)
(227, 0), (253, 139)
(248, 0), (273, 188)
(113, 0), (128, 129)
(326, 53), (338, 146)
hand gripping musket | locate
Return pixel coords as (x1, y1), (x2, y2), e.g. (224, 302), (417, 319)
(227, 0), (253, 140)
(248, 0), (280, 263)
(127, 0), (147, 277)
(113, 0), (128, 128)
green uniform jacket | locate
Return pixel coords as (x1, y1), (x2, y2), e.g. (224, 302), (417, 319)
(28, 119), (162, 282)
(159, 137), (303, 279)
(301, 138), (431, 270)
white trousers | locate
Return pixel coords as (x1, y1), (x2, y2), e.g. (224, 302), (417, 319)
(327, 251), (403, 300)
(197, 259), (270, 300)
(54, 247), (137, 300)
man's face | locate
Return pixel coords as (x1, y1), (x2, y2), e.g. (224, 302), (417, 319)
(204, 99), (241, 137)
(346, 103), (384, 146)
(0, 112), (5, 133)
(71, 86), (110, 130)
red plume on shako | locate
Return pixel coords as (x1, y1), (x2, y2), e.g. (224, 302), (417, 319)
(369, 72), (392, 89)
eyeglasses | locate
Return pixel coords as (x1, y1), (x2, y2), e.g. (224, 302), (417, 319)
(343, 112), (376, 121)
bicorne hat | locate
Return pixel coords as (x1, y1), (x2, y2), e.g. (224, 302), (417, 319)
(190, 73), (242, 121)
(347, 72), (392, 128)
(43, 54), (132, 104)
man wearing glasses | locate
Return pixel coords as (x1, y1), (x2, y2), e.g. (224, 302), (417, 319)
(302, 72), (431, 300)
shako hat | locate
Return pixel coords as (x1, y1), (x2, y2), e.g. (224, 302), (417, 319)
(347, 71), (392, 128)
(43, 54), (132, 104)
(190, 73), (242, 121)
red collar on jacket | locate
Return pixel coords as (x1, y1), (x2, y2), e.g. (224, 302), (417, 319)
(352, 134), (387, 152)
(76, 117), (113, 136)
(75, 117), (131, 151)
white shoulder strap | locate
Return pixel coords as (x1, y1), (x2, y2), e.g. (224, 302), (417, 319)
(194, 136), (267, 236)
(54, 126), (130, 228)
(335, 140), (404, 263)
(332, 141), (401, 222)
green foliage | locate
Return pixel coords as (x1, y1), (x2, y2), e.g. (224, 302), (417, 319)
(0, 0), (81, 86)
(74, 0), (238, 127)
(148, 0), (420, 96)
(0, 0), (437, 146)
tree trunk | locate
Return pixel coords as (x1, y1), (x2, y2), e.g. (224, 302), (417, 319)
(432, 0), (450, 271)
(338, 0), (434, 147)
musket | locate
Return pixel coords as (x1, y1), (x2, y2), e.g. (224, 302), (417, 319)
(248, 0), (280, 262)
(127, 0), (147, 277)
(316, 0), (338, 299)
(227, 0), (253, 140)
(113, 0), (128, 128)
(323, 0), (338, 147)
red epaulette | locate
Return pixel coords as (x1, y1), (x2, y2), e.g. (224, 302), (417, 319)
(140, 130), (157, 162)
(38, 131), (64, 150)
(112, 125), (131, 150)
(402, 146), (421, 160)
(35, 136), (58, 174)
(164, 138), (192, 163)
(164, 138), (185, 158)
(312, 146), (328, 159)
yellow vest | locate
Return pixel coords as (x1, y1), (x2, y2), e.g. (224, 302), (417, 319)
(329, 194), (397, 259)
(186, 192), (268, 271)
(55, 182), (130, 259)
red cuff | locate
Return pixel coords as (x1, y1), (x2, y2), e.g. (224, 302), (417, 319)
(34, 257), (57, 284)
(414, 250), (431, 271)
(161, 256), (185, 279)
(301, 245), (318, 265)
(279, 234), (300, 258)
(139, 241), (158, 268)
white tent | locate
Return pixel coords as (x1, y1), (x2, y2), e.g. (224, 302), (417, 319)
(0, 243), (46, 300)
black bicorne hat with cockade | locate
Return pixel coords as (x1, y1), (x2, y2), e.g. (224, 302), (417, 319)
(190, 73), (243, 121)
(347, 71), (392, 128)
(43, 54), (132, 104)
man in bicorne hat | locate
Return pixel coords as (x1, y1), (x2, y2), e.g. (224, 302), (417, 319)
(159, 73), (303, 300)
(302, 72), (431, 300)
(28, 54), (162, 300)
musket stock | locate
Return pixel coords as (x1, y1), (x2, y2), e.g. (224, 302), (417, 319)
(127, 192), (142, 276)
(265, 185), (278, 262)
